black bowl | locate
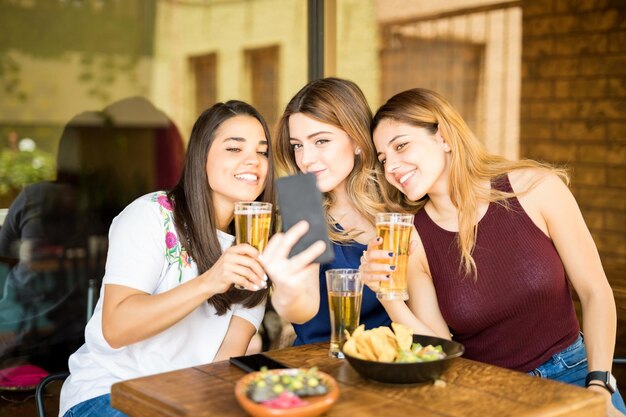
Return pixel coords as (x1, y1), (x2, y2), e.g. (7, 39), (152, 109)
(342, 334), (464, 384)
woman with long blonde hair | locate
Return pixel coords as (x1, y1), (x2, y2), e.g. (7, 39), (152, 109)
(361, 88), (625, 416)
(269, 77), (396, 345)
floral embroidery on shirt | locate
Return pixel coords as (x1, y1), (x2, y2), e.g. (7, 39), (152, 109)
(165, 232), (177, 249)
(157, 194), (174, 211)
(151, 191), (192, 282)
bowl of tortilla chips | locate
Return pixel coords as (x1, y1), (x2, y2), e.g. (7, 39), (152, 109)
(341, 323), (464, 384)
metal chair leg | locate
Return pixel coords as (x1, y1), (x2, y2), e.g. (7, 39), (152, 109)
(35, 372), (70, 417)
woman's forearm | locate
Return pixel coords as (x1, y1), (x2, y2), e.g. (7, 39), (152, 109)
(271, 264), (321, 324)
(213, 316), (256, 361)
(381, 300), (450, 339)
(580, 284), (617, 372)
(271, 281), (320, 324)
(261, 223), (327, 324)
(102, 275), (217, 348)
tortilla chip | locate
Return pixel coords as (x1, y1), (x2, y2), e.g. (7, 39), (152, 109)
(368, 327), (395, 359)
(344, 323), (417, 363)
(391, 322), (413, 351)
(342, 337), (364, 359)
(355, 333), (377, 361)
(350, 324), (365, 340)
(377, 335), (399, 362)
(373, 326), (395, 339)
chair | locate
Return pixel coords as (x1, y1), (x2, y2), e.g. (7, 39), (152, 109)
(35, 371), (70, 417)
(35, 240), (104, 417)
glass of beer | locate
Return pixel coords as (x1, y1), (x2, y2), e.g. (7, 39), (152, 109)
(234, 202), (272, 289)
(375, 213), (414, 301)
(325, 268), (363, 358)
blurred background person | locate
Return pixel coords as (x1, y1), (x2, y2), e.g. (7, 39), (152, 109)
(0, 97), (184, 385)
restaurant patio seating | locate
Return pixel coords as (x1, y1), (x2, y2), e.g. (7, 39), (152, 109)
(35, 371), (70, 417)
(34, 238), (105, 417)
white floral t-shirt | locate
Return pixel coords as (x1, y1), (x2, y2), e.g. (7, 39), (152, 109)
(59, 192), (265, 416)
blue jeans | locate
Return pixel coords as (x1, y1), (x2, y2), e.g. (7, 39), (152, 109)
(63, 393), (129, 417)
(529, 335), (626, 415)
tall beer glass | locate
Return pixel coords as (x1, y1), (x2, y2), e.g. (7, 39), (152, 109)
(375, 213), (413, 301)
(234, 202), (272, 289)
(326, 269), (363, 358)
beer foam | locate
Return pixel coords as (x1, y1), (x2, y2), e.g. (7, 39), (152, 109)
(375, 221), (412, 226)
(234, 209), (272, 214)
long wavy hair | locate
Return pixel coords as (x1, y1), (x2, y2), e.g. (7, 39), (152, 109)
(372, 88), (568, 278)
(169, 100), (276, 315)
(274, 77), (386, 242)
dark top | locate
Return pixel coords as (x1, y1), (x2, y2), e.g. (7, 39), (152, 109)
(0, 182), (78, 253)
(0, 182), (93, 368)
(414, 174), (579, 372)
(292, 238), (391, 346)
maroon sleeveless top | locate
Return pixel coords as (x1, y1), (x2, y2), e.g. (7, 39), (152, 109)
(415, 175), (579, 371)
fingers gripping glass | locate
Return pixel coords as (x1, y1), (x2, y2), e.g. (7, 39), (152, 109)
(234, 202), (272, 290)
(375, 213), (413, 301)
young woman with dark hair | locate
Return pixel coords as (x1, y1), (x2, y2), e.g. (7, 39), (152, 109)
(59, 100), (323, 417)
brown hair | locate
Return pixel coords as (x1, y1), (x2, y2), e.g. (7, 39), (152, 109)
(169, 100), (276, 314)
(274, 77), (385, 242)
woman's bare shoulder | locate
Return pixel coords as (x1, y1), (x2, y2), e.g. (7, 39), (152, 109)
(508, 167), (565, 194)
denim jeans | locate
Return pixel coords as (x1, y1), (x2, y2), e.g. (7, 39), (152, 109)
(529, 334), (626, 415)
(63, 394), (129, 417)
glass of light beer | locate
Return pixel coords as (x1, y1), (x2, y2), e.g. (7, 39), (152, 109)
(234, 202), (272, 289)
(325, 268), (363, 358)
(375, 213), (414, 301)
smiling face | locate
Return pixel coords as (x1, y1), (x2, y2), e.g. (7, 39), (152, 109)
(206, 115), (269, 209)
(373, 118), (450, 201)
(288, 112), (357, 193)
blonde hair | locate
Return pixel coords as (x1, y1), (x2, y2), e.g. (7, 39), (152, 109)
(274, 77), (386, 242)
(372, 88), (568, 277)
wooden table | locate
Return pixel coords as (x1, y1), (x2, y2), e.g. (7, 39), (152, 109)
(111, 342), (605, 417)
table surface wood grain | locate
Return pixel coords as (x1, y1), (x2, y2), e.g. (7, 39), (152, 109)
(111, 342), (605, 417)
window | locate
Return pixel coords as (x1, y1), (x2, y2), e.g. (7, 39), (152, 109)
(0, 0), (306, 373)
(245, 46), (280, 129)
(189, 53), (218, 118)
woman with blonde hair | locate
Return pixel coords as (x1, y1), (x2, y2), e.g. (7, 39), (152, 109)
(361, 88), (625, 416)
(269, 77), (395, 345)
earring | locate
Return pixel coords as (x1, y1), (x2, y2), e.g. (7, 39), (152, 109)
(355, 148), (361, 155)
(443, 142), (450, 152)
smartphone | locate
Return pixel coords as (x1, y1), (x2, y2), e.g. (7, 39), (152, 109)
(229, 353), (289, 373)
(276, 173), (335, 264)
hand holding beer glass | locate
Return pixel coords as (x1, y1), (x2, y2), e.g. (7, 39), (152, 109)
(326, 269), (363, 358)
(374, 213), (413, 300)
(234, 202), (272, 290)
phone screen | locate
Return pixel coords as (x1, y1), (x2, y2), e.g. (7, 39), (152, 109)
(276, 173), (335, 264)
(229, 353), (289, 373)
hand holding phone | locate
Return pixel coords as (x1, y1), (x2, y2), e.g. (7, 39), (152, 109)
(275, 173), (334, 264)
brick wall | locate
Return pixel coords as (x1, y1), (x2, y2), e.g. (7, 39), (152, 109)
(520, 0), (626, 377)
